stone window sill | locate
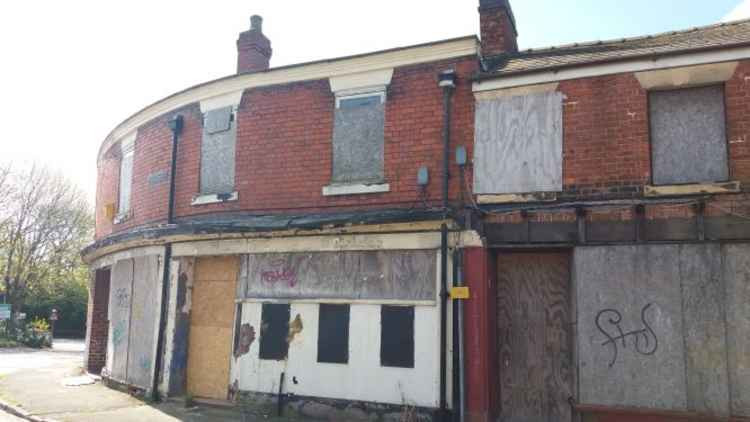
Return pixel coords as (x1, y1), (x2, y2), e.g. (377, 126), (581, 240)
(476, 192), (558, 204)
(113, 212), (130, 225)
(644, 181), (740, 197)
(322, 183), (390, 196)
(191, 191), (239, 206)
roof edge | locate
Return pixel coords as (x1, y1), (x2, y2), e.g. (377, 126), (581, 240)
(97, 35), (479, 162)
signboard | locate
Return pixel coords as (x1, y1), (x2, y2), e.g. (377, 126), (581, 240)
(0, 304), (10, 321)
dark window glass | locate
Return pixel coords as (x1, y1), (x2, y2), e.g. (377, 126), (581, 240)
(259, 303), (290, 360)
(380, 305), (414, 368)
(317, 304), (350, 364)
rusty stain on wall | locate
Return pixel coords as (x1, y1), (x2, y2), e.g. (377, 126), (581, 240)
(234, 324), (256, 358)
(287, 314), (303, 343)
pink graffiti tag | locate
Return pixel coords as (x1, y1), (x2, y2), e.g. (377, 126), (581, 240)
(260, 267), (299, 288)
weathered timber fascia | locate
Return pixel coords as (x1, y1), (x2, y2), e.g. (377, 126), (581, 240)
(644, 181), (741, 197)
(477, 192), (557, 204)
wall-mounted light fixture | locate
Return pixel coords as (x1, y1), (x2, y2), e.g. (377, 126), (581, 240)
(455, 145), (467, 167)
(417, 166), (429, 187)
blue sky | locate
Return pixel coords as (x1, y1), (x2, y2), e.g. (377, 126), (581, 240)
(0, 0), (745, 202)
(513, 0), (741, 50)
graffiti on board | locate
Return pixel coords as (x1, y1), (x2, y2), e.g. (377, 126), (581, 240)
(596, 303), (659, 367)
(260, 259), (299, 288)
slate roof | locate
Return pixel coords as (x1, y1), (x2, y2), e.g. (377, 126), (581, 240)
(480, 18), (750, 78)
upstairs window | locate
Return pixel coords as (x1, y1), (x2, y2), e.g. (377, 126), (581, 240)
(200, 106), (236, 195)
(331, 92), (386, 185)
(117, 137), (135, 220)
(473, 91), (564, 195)
(649, 85), (729, 185)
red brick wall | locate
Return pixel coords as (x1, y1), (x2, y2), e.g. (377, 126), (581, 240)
(95, 58), (750, 239)
(725, 61), (750, 183)
(85, 268), (110, 374)
(479, 5), (517, 56)
(560, 73), (650, 197)
(96, 56), (477, 239)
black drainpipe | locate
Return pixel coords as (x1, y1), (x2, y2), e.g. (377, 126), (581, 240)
(438, 69), (456, 421)
(152, 114), (183, 399)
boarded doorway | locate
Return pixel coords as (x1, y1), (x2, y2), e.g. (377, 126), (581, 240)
(496, 251), (574, 422)
(187, 256), (239, 400)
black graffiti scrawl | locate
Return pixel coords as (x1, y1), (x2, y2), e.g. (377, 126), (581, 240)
(596, 303), (659, 367)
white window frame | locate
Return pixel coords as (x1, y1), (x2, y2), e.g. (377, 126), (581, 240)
(115, 135), (135, 224)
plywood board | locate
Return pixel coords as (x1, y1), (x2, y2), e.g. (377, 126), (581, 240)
(109, 259), (133, 382)
(650, 86), (728, 185)
(474, 91), (563, 194)
(679, 245), (729, 415)
(126, 255), (160, 389)
(496, 252), (573, 422)
(575, 246), (687, 410)
(187, 256), (238, 400)
(723, 244), (750, 417)
(239, 250), (436, 301)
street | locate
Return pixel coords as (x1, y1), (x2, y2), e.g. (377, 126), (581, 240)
(0, 340), (278, 422)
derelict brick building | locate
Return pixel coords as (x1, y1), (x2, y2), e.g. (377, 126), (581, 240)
(84, 1), (750, 421)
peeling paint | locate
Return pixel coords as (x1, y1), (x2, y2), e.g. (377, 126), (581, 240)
(180, 272), (192, 313)
(287, 314), (303, 343)
(234, 324), (256, 358)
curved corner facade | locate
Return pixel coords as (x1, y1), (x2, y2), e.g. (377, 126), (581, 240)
(84, 3), (750, 422)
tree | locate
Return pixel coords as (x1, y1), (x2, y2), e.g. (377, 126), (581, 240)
(0, 165), (93, 331)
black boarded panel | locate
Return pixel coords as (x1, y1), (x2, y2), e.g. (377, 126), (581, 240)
(380, 306), (414, 368)
(317, 304), (350, 364)
(587, 221), (636, 243)
(496, 252), (573, 422)
(706, 216), (750, 240)
(644, 218), (697, 241)
(485, 223), (528, 244)
(529, 222), (577, 243)
(259, 303), (290, 361)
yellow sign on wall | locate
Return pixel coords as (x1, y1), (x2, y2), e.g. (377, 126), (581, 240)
(450, 286), (470, 300)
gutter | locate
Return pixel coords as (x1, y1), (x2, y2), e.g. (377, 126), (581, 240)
(152, 114), (183, 399)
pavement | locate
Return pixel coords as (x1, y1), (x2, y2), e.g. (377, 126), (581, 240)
(0, 339), (305, 422)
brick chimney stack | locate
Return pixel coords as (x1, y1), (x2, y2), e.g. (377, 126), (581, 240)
(478, 0), (518, 57)
(237, 15), (272, 73)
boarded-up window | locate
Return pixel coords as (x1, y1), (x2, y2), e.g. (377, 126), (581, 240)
(259, 303), (290, 360)
(317, 304), (349, 364)
(380, 305), (414, 368)
(474, 91), (563, 194)
(118, 141), (134, 216)
(650, 86), (728, 185)
(200, 106), (236, 194)
(332, 93), (385, 184)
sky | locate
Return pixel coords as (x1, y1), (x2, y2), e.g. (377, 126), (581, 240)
(1, 0), (748, 205)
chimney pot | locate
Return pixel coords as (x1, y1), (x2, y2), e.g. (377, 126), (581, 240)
(250, 15), (263, 32)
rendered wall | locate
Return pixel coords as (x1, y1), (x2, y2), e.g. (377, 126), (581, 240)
(574, 244), (750, 417)
(231, 302), (442, 407)
(230, 247), (448, 408)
